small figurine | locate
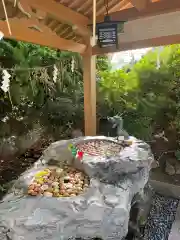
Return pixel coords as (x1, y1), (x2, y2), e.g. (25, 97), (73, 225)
(107, 115), (129, 140)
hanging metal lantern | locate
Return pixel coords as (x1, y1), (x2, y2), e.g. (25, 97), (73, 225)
(96, 16), (125, 48)
(89, 15), (126, 48)
(89, 0), (126, 48)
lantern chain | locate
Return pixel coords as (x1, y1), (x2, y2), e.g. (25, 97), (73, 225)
(104, 0), (109, 16)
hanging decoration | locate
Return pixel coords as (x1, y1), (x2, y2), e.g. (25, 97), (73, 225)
(0, 63), (55, 72)
(0, 31), (4, 41)
(0, 61), (63, 107)
(71, 58), (75, 72)
(89, 0), (126, 48)
(68, 144), (84, 161)
(1, 69), (11, 93)
(53, 64), (58, 83)
(0, 63), (60, 88)
(1, 69), (13, 107)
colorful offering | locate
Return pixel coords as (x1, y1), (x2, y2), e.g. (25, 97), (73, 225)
(28, 166), (89, 197)
(68, 144), (84, 160)
(75, 139), (128, 157)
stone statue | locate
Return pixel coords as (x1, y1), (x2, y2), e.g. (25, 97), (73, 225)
(107, 115), (129, 140)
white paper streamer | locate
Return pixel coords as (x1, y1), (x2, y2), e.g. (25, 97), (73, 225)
(53, 64), (58, 83)
(1, 69), (11, 93)
(71, 58), (75, 72)
(0, 31), (4, 40)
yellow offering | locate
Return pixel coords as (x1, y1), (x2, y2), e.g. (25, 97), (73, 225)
(35, 169), (49, 178)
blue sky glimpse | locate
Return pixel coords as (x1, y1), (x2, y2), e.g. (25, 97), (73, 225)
(111, 48), (151, 69)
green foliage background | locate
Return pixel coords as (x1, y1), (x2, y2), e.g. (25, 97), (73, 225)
(0, 40), (180, 146)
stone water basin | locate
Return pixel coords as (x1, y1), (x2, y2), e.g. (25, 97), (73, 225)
(0, 136), (154, 240)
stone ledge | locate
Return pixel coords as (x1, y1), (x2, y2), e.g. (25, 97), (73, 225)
(150, 179), (180, 199)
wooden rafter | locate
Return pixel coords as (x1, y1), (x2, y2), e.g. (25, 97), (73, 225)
(129, 0), (149, 10)
(96, 0), (180, 22)
(23, 0), (91, 37)
(107, 0), (132, 14)
(0, 20), (86, 53)
(12, 17), (56, 35)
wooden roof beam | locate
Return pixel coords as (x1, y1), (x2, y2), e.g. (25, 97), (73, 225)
(107, 0), (132, 14)
(96, 0), (180, 22)
(129, 0), (149, 11)
(24, 0), (91, 37)
(92, 34), (180, 55)
(0, 20), (86, 54)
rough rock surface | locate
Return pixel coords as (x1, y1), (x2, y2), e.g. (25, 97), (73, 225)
(75, 136), (154, 181)
(0, 136), (154, 240)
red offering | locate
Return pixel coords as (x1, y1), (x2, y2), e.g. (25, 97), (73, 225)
(77, 151), (84, 160)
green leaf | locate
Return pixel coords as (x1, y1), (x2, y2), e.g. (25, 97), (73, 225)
(175, 150), (180, 160)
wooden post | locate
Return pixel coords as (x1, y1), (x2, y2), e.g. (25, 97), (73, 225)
(83, 45), (96, 136)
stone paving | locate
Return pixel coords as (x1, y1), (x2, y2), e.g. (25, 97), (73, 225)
(168, 201), (180, 240)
